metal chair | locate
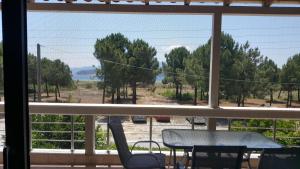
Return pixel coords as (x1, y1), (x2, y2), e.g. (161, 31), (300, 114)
(108, 117), (166, 169)
(178, 145), (246, 169)
(183, 150), (252, 169)
(258, 148), (300, 169)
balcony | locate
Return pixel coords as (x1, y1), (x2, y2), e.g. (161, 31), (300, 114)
(1, 1), (300, 168)
(0, 102), (299, 168)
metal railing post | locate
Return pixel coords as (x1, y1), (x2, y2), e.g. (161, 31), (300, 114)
(85, 115), (95, 167)
(106, 116), (110, 153)
(29, 115), (32, 151)
(228, 119), (232, 131)
(106, 116), (111, 168)
(149, 117), (153, 152)
(70, 115), (74, 153)
(273, 119), (277, 141)
(191, 117), (195, 130)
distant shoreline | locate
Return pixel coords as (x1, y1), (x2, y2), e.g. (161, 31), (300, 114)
(72, 71), (164, 82)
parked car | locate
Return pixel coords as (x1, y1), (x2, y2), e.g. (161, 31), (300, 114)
(131, 116), (147, 123)
(186, 117), (206, 125)
(154, 116), (170, 123)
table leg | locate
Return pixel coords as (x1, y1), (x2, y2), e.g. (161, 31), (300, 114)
(244, 151), (252, 169)
(168, 149), (172, 169)
(173, 148), (176, 169)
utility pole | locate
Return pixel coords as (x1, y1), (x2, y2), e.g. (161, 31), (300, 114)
(37, 43), (42, 102)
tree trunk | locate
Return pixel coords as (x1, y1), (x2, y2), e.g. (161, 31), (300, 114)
(290, 90), (293, 107)
(297, 86), (300, 102)
(286, 90), (290, 108)
(270, 88), (273, 107)
(200, 89), (203, 100)
(102, 83), (106, 104)
(56, 84), (60, 97)
(206, 91), (209, 101)
(33, 83), (36, 102)
(55, 86), (58, 102)
(237, 95), (241, 107)
(132, 82), (137, 104)
(179, 85), (182, 100)
(241, 95), (245, 107)
(194, 86), (197, 105)
(218, 92), (220, 106)
(175, 84), (179, 98)
(117, 88), (121, 103)
(278, 88), (282, 99)
(111, 89), (115, 104)
(123, 84), (126, 99)
(46, 82), (49, 97)
(125, 84), (128, 98)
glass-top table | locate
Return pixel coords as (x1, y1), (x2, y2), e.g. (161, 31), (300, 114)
(162, 129), (282, 167)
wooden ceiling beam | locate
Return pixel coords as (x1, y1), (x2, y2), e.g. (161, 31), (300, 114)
(25, 3), (300, 15)
(184, 0), (191, 5)
(223, 0), (231, 6)
(263, 0), (273, 7)
(25, 0), (300, 5)
(144, 0), (150, 5)
(65, 0), (75, 3)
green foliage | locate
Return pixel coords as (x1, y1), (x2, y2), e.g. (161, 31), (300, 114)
(47, 59), (73, 88)
(280, 54), (300, 89)
(162, 47), (190, 99)
(219, 37), (261, 105)
(28, 54), (37, 86)
(27, 55), (73, 100)
(279, 53), (300, 106)
(32, 115), (109, 149)
(231, 119), (300, 146)
(254, 57), (279, 99)
(127, 39), (159, 85)
(95, 125), (109, 149)
(85, 83), (93, 89)
(94, 33), (159, 104)
(160, 89), (193, 101)
(32, 115), (85, 149)
(179, 33), (273, 106)
(280, 54), (300, 93)
(160, 89), (177, 99)
(128, 39), (159, 103)
(184, 47), (206, 89)
(94, 33), (129, 92)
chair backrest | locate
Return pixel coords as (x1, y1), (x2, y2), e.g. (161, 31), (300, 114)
(108, 117), (132, 166)
(191, 145), (246, 169)
(258, 148), (300, 169)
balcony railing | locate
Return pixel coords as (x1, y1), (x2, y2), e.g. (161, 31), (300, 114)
(0, 102), (299, 166)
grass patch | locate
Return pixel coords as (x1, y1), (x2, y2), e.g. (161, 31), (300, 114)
(160, 89), (193, 101)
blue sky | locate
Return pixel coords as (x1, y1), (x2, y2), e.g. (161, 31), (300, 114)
(4, 11), (300, 68)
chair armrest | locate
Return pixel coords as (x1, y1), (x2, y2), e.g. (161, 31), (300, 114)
(131, 140), (162, 153)
(176, 162), (185, 169)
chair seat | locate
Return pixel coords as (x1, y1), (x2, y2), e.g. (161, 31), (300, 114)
(126, 153), (166, 169)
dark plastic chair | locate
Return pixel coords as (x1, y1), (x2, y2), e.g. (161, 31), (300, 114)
(178, 145), (246, 169)
(108, 117), (166, 169)
(183, 149), (252, 169)
(258, 148), (300, 169)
